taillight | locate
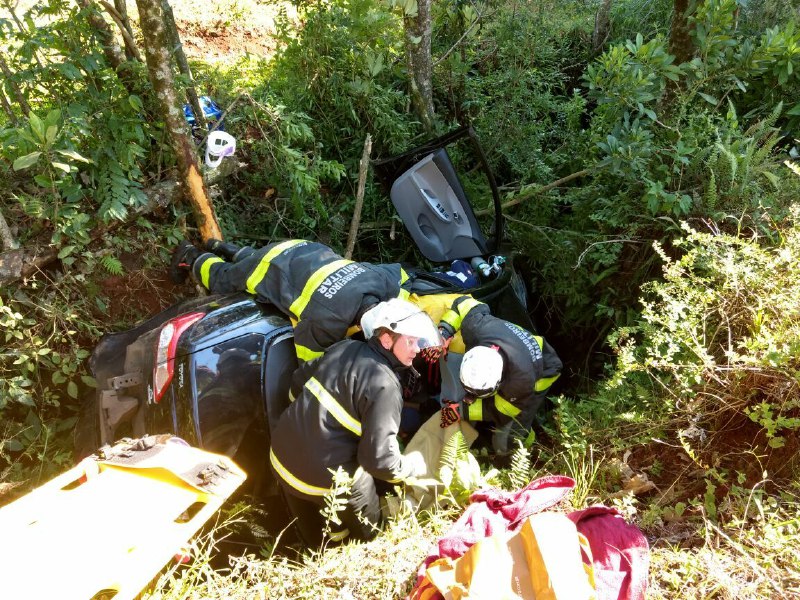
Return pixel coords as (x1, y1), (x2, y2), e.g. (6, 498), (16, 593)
(153, 312), (204, 403)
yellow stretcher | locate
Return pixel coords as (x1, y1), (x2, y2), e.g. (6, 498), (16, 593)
(0, 435), (246, 600)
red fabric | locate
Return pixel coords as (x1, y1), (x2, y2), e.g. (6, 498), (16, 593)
(567, 505), (650, 600)
(408, 475), (575, 599)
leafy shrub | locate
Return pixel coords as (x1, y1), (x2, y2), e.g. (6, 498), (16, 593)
(589, 211), (800, 458)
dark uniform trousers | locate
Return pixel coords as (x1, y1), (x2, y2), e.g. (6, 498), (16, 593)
(192, 239), (409, 362)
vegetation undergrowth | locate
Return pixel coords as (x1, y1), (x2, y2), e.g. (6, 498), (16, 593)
(2, 0), (800, 596)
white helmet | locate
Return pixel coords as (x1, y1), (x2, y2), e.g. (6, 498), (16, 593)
(360, 298), (443, 349)
(460, 345), (504, 398)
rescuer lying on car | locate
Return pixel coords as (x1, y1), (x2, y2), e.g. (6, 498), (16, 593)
(169, 239), (410, 362)
(427, 295), (563, 454)
(269, 299), (437, 545)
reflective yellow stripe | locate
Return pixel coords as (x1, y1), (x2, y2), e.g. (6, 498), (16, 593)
(270, 448), (330, 496)
(495, 393), (521, 417)
(456, 297), (483, 317)
(398, 288), (410, 301)
(345, 324), (361, 338)
(289, 259), (353, 318)
(198, 256), (223, 288)
(245, 239), (305, 294)
(295, 344), (324, 362)
(306, 376), (362, 436)
(467, 399), (483, 421)
(400, 267), (409, 284)
(534, 335), (544, 348)
(440, 296), (483, 331)
(440, 309), (461, 330)
(535, 373), (560, 392)
(328, 528), (350, 542)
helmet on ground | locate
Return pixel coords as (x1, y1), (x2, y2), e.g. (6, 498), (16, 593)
(460, 345), (503, 398)
(360, 298), (443, 349)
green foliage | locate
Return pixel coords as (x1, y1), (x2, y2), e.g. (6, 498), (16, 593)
(321, 465), (354, 535)
(597, 216), (800, 456)
(506, 440), (532, 491)
(438, 431), (499, 505)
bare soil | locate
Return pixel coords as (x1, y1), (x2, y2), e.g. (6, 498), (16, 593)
(167, 0), (293, 63)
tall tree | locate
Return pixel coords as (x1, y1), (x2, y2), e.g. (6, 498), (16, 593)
(134, 0), (222, 241)
(404, 0), (435, 132)
(669, 0), (697, 65)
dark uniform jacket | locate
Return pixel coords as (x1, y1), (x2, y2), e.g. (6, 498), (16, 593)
(192, 240), (408, 361)
(439, 296), (563, 425)
(269, 337), (416, 500)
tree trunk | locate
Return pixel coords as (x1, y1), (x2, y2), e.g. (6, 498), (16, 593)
(98, 0), (143, 62)
(669, 0), (695, 65)
(592, 0), (613, 55)
(0, 86), (19, 125)
(113, 0), (138, 61)
(161, 0), (206, 130)
(404, 0), (435, 132)
(75, 0), (129, 73)
(0, 55), (31, 117)
(134, 0), (222, 241)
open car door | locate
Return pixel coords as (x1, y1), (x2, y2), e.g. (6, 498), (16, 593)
(374, 126), (504, 264)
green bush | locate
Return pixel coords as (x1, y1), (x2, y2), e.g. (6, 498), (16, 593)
(563, 209), (800, 457)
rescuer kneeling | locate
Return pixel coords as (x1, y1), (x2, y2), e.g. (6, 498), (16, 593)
(269, 299), (438, 545)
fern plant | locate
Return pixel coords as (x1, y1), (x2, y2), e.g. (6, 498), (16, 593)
(506, 440), (533, 491)
(439, 431), (499, 506)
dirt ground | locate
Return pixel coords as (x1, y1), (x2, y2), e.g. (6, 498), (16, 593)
(3, 0), (289, 63)
(168, 0), (293, 63)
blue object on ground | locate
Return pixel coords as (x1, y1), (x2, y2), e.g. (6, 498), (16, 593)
(183, 96), (224, 131)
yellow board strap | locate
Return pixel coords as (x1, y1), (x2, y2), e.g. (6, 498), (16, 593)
(289, 259), (353, 318)
(245, 239), (305, 294)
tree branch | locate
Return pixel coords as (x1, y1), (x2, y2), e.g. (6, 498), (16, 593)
(97, 0), (143, 62)
(0, 180), (179, 286)
(474, 168), (591, 216)
(345, 134), (372, 259)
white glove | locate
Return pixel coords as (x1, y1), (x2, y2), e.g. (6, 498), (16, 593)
(403, 450), (428, 478)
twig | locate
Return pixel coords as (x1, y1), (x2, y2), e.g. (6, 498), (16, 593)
(97, 0), (142, 61)
(345, 134), (372, 259)
(475, 168), (591, 216)
(432, 7), (492, 68)
(574, 238), (640, 269)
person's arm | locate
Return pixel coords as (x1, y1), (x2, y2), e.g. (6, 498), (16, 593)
(438, 295), (487, 339)
(355, 372), (421, 482)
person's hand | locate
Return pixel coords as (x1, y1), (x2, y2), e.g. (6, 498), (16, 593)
(440, 401), (460, 428)
(421, 346), (445, 363)
(404, 450), (427, 477)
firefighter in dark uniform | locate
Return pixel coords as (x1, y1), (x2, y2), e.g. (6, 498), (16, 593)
(434, 295), (563, 453)
(269, 299), (438, 545)
(170, 239), (410, 362)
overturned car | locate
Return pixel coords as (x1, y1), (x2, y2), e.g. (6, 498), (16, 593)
(74, 127), (538, 502)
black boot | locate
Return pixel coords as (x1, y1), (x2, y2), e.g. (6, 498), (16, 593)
(168, 241), (201, 284)
(205, 238), (254, 262)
